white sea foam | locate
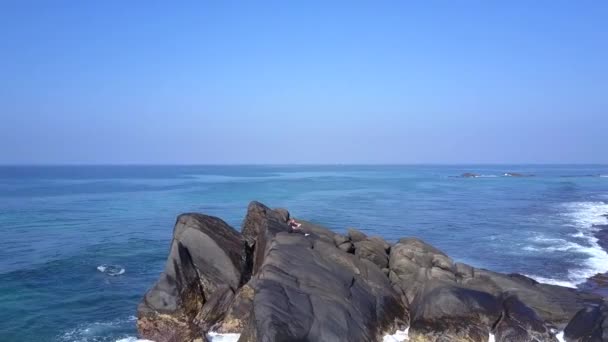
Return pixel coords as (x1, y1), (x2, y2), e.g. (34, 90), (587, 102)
(97, 264), (125, 276)
(522, 274), (577, 288)
(383, 328), (409, 341)
(561, 201), (608, 283)
(206, 329), (411, 342)
(526, 201), (608, 286)
(59, 316), (137, 341)
(556, 331), (566, 342)
(207, 332), (241, 342)
(115, 338), (154, 342)
(489, 333), (495, 342)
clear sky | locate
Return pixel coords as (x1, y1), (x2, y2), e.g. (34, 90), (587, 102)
(1, 1), (606, 164)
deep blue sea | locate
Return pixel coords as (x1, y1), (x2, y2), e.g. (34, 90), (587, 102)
(1, 165), (608, 342)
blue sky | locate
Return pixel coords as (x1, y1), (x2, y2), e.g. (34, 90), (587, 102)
(1, 1), (606, 164)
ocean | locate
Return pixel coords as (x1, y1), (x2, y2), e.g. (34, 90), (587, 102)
(1, 165), (607, 342)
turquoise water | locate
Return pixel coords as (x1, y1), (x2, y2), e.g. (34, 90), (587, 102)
(1, 165), (608, 341)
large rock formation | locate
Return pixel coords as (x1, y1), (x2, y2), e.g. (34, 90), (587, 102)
(138, 202), (604, 342)
(137, 214), (248, 341)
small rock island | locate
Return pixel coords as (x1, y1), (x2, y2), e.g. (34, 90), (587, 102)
(137, 201), (607, 342)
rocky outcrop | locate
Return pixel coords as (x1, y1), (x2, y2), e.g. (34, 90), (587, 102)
(239, 233), (407, 342)
(138, 202), (604, 342)
(137, 214), (248, 342)
(564, 301), (608, 341)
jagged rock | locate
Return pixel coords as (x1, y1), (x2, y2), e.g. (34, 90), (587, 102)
(355, 238), (389, 269)
(564, 301), (608, 341)
(199, 285), (235, 331)
(409, 285), (501, 342)
(137, 214), (246, 342)
(238, 232), (408, 342)
(241, 201), (292, 276)
(213, 283), (254, 333)
(348, 227), (367, 242)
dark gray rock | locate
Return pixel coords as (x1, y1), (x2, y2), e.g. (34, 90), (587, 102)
(214, 283), (254, 333)
(238, 232), (408, 342)
(493, 296), (557, 342)
(355, 239), (389, 269)
(274, 208), (290, 223)
(564, 301), (608, 342)
(389, 238), (602, 326)
(241, 201), (292, 276)
(409, 285), (501, 341)
(461, 172), (480, 178)
(199, 284), (235, 331)
(347, 228), (367, 243)
(137, 214), (246, 342)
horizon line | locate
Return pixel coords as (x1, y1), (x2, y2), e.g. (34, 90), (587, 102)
(1, 163), (608, 167)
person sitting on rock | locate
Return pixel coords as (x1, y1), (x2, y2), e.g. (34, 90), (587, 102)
(288, 218), (302, 229)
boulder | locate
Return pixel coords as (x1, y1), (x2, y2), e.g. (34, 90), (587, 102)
(338, 241), (354, 253)
(137, 214), (246, 342)
(238, 232), (408, 342)
(348, 228), (367, 242)
(389, 238), (456, 303)
(564, 301), (608, 342)
(355, 239), (389, 269)
(369, 236), (391, 253)
(493, 296), (557, 342)
(409, 285), (501, 342)
(389, 238), (602, 325)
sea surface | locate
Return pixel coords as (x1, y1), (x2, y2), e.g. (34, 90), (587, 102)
(1, 165), (608, 342)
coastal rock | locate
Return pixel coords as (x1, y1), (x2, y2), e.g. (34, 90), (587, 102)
(461, 172), (480, 178)
(354, 238), (390, 269)
(389, 238), (601, 326)
(238, 232), (408, 342)
(333, 233), (349, 246)
(138, 202), (605, 342)
(493, 296), (557, 342)
(241, 201), (292, 276)
(137, 214), (246, 342)
(564, 301), (608, 342)
(369, 236), (391, 253)
(389, 238), (456, 303)
(338, 241), (354, 253)
(213, 283), (254, 333)
(409, 285), (501, 341)
(348, 227), (367, 242)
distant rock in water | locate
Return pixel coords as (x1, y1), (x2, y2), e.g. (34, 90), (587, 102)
(461, 172), (480, 178)
(137, 201), (604, 342)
